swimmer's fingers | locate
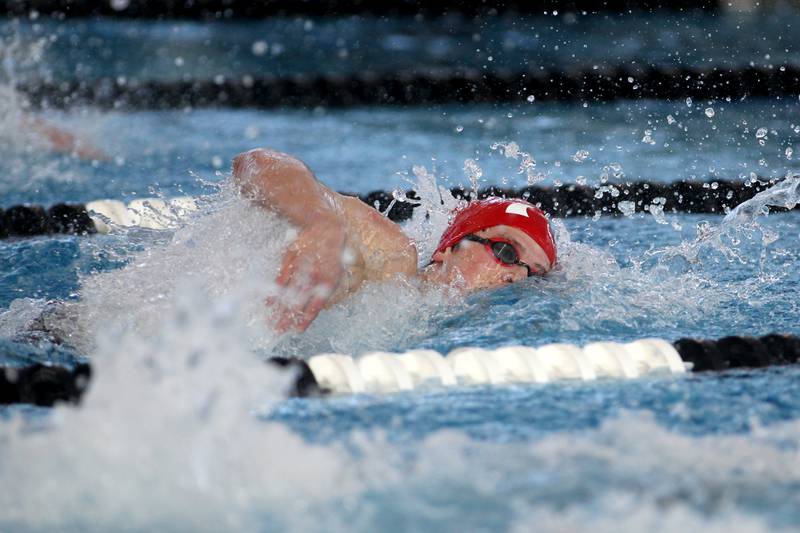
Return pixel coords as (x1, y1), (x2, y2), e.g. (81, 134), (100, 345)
(275, 246), (303, 288)
(293, 287), (334, 332)
(274, 282), (333, 333)
(271, 262), (316, 331)
(273, 300), (315, 334)
(272, 278), (334, 333)
(274, 305), (299, 333)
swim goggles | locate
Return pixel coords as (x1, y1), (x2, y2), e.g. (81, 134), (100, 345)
(462, 234), (535, 277)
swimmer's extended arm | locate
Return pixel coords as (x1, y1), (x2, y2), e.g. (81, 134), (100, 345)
(233, 148), (417, 332)
(233, 148), (351, 332)
(233, 148), (345, 228)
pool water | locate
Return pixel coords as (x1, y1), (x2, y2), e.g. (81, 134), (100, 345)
(6, 10), (800, 82)
(1, 13), (800, 533)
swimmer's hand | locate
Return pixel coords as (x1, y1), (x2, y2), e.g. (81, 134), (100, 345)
(271, 218), (346, 333)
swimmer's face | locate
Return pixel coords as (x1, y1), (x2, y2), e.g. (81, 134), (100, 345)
(424, 225), (552, 291)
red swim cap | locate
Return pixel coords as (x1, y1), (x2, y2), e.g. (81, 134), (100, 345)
(434, 197), (557, 267)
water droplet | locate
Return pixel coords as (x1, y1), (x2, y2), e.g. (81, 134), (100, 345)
(572, 149), (590, 162)
(667, 114), (676, 124)
(618, 201), (636, 216)
(756, 127), (768, 139)
(211, 156), (223, 169)
(251, 40), (268, 56)
(704, 107), (715, 118)
(685, 97), (693, 107)
(244, 125), (259, 139)
(786, 147), (794, 159)
(392, 188), (408, 202)
(174, 56), (184, 67)
(627, 77), (634, 83)
(455, 125), (464, 133)
(526, 95), (535, 102)
(110, 0), (130, 10)
(464, 158), (483, 179)
(710, 181), (719, 190)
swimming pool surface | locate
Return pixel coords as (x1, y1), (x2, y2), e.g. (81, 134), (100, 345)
(1, 12), (800, 533)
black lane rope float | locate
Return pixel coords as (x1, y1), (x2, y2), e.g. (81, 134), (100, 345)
(0, 0), (718, 19)
(1, 178), (796, 240)
(1, 333), (798, 406)
(18, 65), (800, 110)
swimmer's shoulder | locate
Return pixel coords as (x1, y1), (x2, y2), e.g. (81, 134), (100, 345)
(339, 195), (418, 280)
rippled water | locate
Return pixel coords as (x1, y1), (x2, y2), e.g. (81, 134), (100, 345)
(1, 14), (800, 533)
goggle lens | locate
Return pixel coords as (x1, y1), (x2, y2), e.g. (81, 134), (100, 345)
(490, 241), (519, 265)
(461, 234), (535, 276)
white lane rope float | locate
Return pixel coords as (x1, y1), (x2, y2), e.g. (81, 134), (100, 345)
(1, 330), (799, 405)
(305, 339), (686, 395)
(84, 197), (198, 233)
(260, 333), (800, 397)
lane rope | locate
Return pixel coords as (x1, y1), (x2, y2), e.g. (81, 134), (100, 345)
(1, 333), (798, 405)
(2, 178), (796, 239)
(0, 1), (716, 18)
(18, 65), (800, 109)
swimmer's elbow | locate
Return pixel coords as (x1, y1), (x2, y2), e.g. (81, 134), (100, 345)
(233, 148), (309, 189)
(232, 148), (282, 200)
(232, 149), (267, 187)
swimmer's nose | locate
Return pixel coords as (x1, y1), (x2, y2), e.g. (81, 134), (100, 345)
(430, 248), (449, 263)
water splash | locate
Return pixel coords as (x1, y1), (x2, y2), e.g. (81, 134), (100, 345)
(0, 279), (359, 531)
(654, 174), (800, 269)
(490, 141), (544, 185)
(397, 163), (462, 267)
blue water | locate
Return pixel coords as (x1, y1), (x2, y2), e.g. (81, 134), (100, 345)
(1, 13), (800, 533)
(5, 10), (800, 82)
(273, 367), (800, 442)
(2, 100), (799, 207)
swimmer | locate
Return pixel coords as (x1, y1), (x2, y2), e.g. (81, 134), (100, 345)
(233, 148), (557, 333)
(25, 116), (105, 160)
